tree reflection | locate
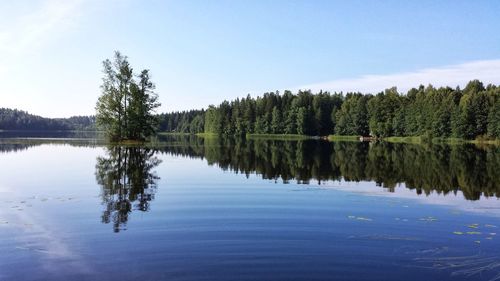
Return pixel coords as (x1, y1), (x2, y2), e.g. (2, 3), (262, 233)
(157, 136), (500, 201)
(95, 146), (161, 232)
(0, 135), (498, 202)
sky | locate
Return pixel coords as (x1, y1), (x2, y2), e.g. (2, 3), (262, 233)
(1, 0), (500, 118)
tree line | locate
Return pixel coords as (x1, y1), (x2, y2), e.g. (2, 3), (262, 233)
(4, 79), (500, 141)
(0, 108), (95, 131)
(203, 80), (500, 139)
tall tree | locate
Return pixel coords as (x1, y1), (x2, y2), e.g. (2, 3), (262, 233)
(96, 51), (160, 141)
(127, 70), (161, 140)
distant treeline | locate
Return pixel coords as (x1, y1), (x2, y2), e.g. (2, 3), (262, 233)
(0, 107), (205, 133)
(0, 108), (95, 131)
(202, 80), (500, 139)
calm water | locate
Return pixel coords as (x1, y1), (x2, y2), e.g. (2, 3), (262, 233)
(0, 136), (500, 281)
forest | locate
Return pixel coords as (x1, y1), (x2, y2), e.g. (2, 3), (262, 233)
(200, 80), (500, 140)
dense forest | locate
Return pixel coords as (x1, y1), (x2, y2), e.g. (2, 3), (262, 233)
(202, 80), (500, 140)
(0, 108), (95, 131)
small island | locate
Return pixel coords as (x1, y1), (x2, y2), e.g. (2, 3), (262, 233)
(95, 51), (161, 142)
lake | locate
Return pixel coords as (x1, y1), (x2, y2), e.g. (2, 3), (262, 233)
(0, 135), (499, 281)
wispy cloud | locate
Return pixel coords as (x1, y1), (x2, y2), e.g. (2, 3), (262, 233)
(296, 59), (500, 93)
(0, 0), (85, 56)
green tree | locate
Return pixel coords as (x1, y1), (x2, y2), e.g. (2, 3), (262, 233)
(271, 106), (283, 134)
(488, 99), (500, 138)
(367, 88), (401, 137)
(296, 107), (310, 135)
(96, 51), (161, 141)
(456, 94), (476, 139)
(127, 70), (161, 140)
(285, 105), (298, 134)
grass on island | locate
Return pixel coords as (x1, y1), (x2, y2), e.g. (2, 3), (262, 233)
(194, 133), (313, 140)
(383, 136), (500, 146)
(246, 134), (312, 140)
(161, 132), (500, 145)
(384, 136), (424, 144)
(327, 135), (360, 141)
(325, 134), (500, 146)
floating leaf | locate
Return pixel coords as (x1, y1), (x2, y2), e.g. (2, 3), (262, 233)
(419, 216), (438, 222)
(349, 234), (419, 241)
(347, 215), (372, 221)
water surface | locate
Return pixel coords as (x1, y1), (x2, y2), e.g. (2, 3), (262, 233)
(0, 136), (499, 281)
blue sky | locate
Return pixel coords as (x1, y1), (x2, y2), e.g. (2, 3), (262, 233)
(1, 0), (500, 117)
